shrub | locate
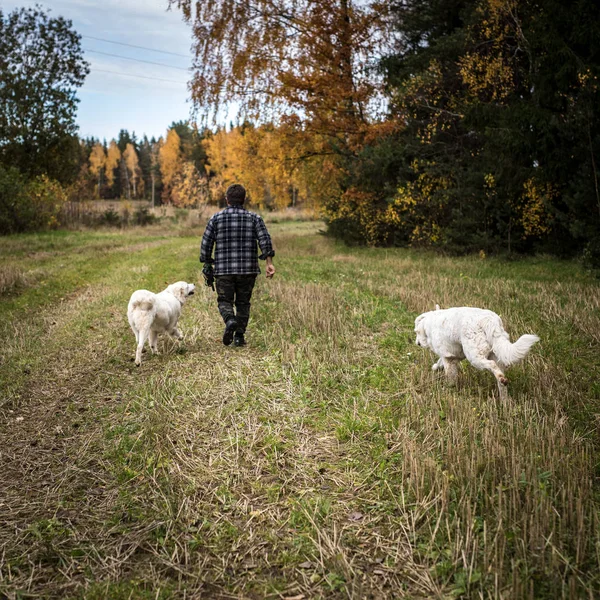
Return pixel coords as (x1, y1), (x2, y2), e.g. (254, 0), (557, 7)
(0, 165), (66, 234)
(133, 206), (156, 226)
(100, 208), (121, 227)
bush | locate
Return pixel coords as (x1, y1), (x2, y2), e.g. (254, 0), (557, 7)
(100, 208), (121, 227)
(134, 206), (156, 226)
(0, 165), (66, 234)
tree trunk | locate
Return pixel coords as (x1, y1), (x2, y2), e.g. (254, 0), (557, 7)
(124, 163), (130, 199)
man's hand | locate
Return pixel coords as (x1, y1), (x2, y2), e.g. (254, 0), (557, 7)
(265, 258), (275, 279)
(202, 263), (215, 290)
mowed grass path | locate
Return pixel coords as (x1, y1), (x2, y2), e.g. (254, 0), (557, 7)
(0, 221), (599, 599)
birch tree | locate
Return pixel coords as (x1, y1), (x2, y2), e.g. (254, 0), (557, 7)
(105, 141), (121, 191)
(88, 143), (106, 198)
(123, 143), (140, 198)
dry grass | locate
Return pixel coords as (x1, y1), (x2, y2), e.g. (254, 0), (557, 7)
(0, 225), (598, 599)
(0, 264), (35, 295)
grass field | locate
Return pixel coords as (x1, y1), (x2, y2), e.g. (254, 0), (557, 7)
(0, 220), (599, 599)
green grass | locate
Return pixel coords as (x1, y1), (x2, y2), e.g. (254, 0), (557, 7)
(0, 221), (599, 599)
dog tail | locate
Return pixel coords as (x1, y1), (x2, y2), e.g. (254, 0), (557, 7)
(131, 298), (154, 312)
(492, 333), (540, 367)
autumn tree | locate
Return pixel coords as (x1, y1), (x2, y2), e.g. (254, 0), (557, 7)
(171, 1), (396, 145)
(123, 143), (140, 198)
(173, 162), (207, 208)
(88, 143), (106, 198)
(203, 120), (334, 210)
(105, 140), (121, 193)
(159, 129), (182, 203)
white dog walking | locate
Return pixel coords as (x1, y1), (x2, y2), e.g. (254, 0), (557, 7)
(414, 306), (539, 398)
(127, 281), (195, 366)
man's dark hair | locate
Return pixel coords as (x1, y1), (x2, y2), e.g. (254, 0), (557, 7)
(226, 184), (246, 205)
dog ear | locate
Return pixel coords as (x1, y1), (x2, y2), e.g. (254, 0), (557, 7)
(173, 283), (187, 303)
(414, 314), (426, 331)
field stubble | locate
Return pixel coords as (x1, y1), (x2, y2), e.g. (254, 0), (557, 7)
(0, 223), (598, 599)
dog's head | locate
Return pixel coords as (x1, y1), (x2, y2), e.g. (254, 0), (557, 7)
(414, 313), (429, 347)
(167, 281), (196, 304)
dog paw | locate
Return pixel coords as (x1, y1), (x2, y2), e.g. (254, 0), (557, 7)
(499, 376), (509, 386)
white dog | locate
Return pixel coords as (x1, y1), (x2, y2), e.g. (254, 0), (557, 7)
(414, 305), (539, 398)
(127, 281), (195, 366)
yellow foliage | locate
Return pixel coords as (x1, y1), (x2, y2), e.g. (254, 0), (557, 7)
(88, 143), (106, 198)
(159, 129), (182, 202)
(386, 159), (453, 246)
(458, 0), (519, 103)
(459, 53), (514, 102)
(105, 141), (121, 188)
(88, 143), (105, 177)
(331, 187), (388, 246)
(203, 122), (340, 210)
(517, 178), (554, 239)
(172, 161), (207, 207)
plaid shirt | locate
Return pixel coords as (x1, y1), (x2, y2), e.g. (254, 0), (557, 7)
(200, 206), (275, 275)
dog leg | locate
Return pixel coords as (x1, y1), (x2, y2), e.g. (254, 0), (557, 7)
(442, 358), (459, 384)
(149, 330), (159, 354)
(432, 357), (445, 372)
(466, 354), (509, 398)
(497, 379), (509, 401)
(135, 328), (149, 366)
(170, 327), (183, 341)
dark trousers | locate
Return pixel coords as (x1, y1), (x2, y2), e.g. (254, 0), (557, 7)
(215, 274), (257, 333)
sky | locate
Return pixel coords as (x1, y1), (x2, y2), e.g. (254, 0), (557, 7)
(3, 0), (195, 141)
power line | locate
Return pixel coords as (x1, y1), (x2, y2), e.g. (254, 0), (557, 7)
(84, 49), (190, 71)
(83, 35), (191, 59)
(91, 68), (188, 85)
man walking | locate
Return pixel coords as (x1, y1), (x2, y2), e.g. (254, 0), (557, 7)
(200, 184), (275, 346)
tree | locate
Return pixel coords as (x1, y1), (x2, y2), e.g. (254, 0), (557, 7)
(203, 120), (327, 209)
(170, 0), (395, 146)
(173, 162), (207, 207)
(159, 129), (182, 203)
(89, 143), (106, 198)
(123, 143), (140, 198)
(105, 141), (121, 192)
(169, 120), (207, 172)
(0, 6), (89, 183)
(150, 137), (163, 207)
(379, 0), (600, 259)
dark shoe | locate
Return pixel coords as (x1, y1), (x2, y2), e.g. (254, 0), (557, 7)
(223, 318), (237, 346)
(233, 332), (246, 347)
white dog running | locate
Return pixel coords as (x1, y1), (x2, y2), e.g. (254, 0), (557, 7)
(127, 281), (195, 366)
(414, 306), (539, 398)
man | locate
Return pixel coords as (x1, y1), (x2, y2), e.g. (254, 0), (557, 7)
(200, 184), (275, 347)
